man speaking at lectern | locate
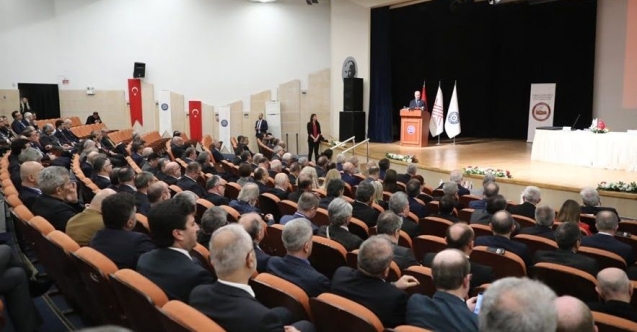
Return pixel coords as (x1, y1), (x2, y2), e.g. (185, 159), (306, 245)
(409, 91), (427, 110)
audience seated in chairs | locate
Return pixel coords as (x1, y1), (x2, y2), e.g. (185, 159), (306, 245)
(588, 268), (637, 322)
(319, 178), (344, 209)
(66, 189), (115, 246)
(115, 167), (136, 194)
(239, 213), (271, 273)
(317, 198), (363, 252)
(137, 199), (215, 303)
(330, 235), (419, 328)
(197, 206), (228, 247)
(422, 223), (494, 292)
(370, 180), (389, 211)
(436, 194), (460, 223)
(507, 186), (541, 220)
(396, 163), (417, 185)
(189, 224), (315, 332)
(196, 151), (216, 175)
(288, 175), (313, 203)
(352, 181), (380, 228)
(253, 167), (272, 195)
(90, 192), (155, 270)
(361, 165), (380, 184)
(581, 211), (635, 266)
(470, 194), (506, 225)
(147, 181), (171, 209)
(162, 161), (181, 186)
(133, 171), (154, 216)
(155, 158), (169, 182)
(80, 150), (98, 178)
(376, 211), (419, 271)
(270, 173), (290, 201)
(130, 142), (144, 167)
(479, 277), (558, 331)
(229, 183), (271, 222)
(474, 210), (532, 268)
(580, 187), (620, 218)
(23, 127), (70, 168)
(389, 192), (419, 239)
(407, 179), (429, 219)
(203, 175), (230, 206)
(557, 199), (592, 235)
(555, 295), (597, 332)
(436, 169), (470, 197)
(176, 162), (206, 198)
(31, 166), (85, 231)
(181, 147), (196, 164)
(170, 136), (185, 161)
(142, 152), (160, 175)
(91, 156), (112, 189)
(518, 205), (556, 240)
(268, 218), (331, 297)
(269, 159), (283, 178)
(533, 222), (600, 277)
(406, 249), (479, 332)
(236, 163), (254, 187)
(280, 192), (319, 231)
(468, 181), (499, 211)
(18, 161), (43, 209)
(314, 156), (328, 178)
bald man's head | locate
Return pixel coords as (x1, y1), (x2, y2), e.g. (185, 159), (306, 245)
(165, 162), (181, 177)
(20, 161), (44, 186)
(554, 296), (596, 332)
(343, 162), (353, 173)
(596, 268), (632, 302)
(431, 249), (470, 292)
(89, 189), (117, 212)
(445, 222), (474, 253)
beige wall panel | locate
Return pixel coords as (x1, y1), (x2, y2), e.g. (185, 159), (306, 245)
(278, 80), (301, 155)
(299, 90), (310, 156)
(59, 90), (128, 130)
(249, 90), (272, 152)
(170, 93), (186, 138)
(0, 90), (20, 117)
(229, 101), (244, 141)
(202, 103), (216, 143)
(308, 69), (332, 141)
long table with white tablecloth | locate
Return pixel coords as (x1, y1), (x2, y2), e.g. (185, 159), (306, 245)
(531, 130), (637, 171)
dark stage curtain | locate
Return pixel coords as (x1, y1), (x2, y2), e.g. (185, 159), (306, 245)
(378, 0), (597, 140)
(369, 7), (393, 143)
(18, 83), (61, 120)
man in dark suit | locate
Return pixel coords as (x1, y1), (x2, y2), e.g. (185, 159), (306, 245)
(176, 162), (206, 198)
(423, 223), (494, 292)
(581, 211), (635, 266)
(170, 136), (185, 161)
(239, 213), (271, 273)
(288, 162), (300, 187)
(253, 167), (272, 195)
(331, 236), (419, 328)
(197, 206), (228, 247)
(133, 172), (153, 216)
(209, 139), (225, 163)
(162, 161), (181, 186)
(287, 175), (313, 203)
(91, 156), (113, 190)
(588, 268), (637, 322)
(85, 112), (101, 124)
(18, 161), (43, 209)
(518, 205), (556, 241)
(340, 162), (360, 187)
(580, 187), (621, 218)
(319, 179), (344, 209)
(254, 113), (268, 139)
(115, 167), (137, 194)
(137, 200), (215, 303)
(131, 142), (144, 167)
(507, 186), (541, 220)
(397, 163), (417, 185)
(351, 182), (380, 228)
(408, 90), (427, 110)
(407, 249), (479, 332)
(435, 195), (461, 223)
(436, 170), (470, 197)
(533, 222), (600, 277)
(470, 194), (507, 225)
(468, 181), (499, 211)
(31, 167), (85, 231)
(475, 210), (533, 268)
(389, 192), (419, 239)
(90, 193), (155, 270)
(268, 218), (330, 297)
(10, 111), (26, 135)
(203, 175), (230, 206)
(57, 119), (79, 145)
(376, 211), (419, 271)
(190, 224), (315, 332)
(270, 173), (290, 201)
(317, 198), (363, 252)
(23, 127), (71, 169)
(39, 124), (72, 156)
(406, 179), (428, 219)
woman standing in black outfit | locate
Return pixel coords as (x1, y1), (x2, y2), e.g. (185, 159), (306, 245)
(306, 113), (323, 162)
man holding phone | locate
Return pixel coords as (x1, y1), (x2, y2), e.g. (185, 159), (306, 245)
(406, 249), (479, 332)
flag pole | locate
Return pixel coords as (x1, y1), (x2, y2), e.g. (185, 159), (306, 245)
(436, 135), (440, 146)
(453, 137), (455, 146)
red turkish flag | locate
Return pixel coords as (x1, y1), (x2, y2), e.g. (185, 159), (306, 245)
(128, 79), (143, 126)
(189, 100), (203, 142)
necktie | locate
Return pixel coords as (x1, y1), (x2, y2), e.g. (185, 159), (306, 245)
(257, 120), (261, 132)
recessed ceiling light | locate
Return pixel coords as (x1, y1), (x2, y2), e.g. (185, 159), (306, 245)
(249, 0), (278, 3)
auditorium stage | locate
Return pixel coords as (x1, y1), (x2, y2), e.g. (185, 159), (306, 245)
(326, 137), (637, 217)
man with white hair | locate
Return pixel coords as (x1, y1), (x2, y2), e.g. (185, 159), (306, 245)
(317, 198), (362, 252)
(31, 166), (84, 231)
(580, 187), (620, 218)
(555, 296), (597, 332)
(479, 277), (558, 332)
(268, 218), (330, 297)
(281, 152), (292, 167)
(389, 192), (419, 238)
(518, 205), (556, 240)
(335, 153), (346, 171)
(588, 268), (637, 322)
(271, 173), (290, 200)
(19, 161), (43, 208)
(269, 159), (283, 178)
(507, 186), (541, 219)
(397, 163), (418, 184)
(341, 162), (360, 187)
(436, 169), (470, 196)
(190, 224), (314, 332)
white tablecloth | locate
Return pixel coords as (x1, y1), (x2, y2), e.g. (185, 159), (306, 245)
(531, 130), (637, 171)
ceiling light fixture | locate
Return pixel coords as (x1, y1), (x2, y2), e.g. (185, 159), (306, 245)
(249, 0), (278, 3)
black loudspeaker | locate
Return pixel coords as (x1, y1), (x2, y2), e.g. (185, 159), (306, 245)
(133, 62), (146, 78)
(339, 112), (366, 142)
(343, 78), (363, 112)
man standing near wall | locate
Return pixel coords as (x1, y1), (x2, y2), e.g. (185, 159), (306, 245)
(255, 113), (268, 140)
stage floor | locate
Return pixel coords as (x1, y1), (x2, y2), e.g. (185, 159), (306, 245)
(333, 137), (637, 196)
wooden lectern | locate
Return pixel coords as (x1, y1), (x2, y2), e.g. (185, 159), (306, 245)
(400, 108), (430, 147)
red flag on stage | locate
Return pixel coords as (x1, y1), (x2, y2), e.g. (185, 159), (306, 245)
(421, 80), (428, 109)
(128, 79), (143, 126)
(189, 100), (203, 142)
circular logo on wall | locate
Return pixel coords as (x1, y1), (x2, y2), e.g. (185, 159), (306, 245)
(407, 125), (416, 135)
(221, 120), (228, 127)
(532, 102), (551, 122)
(161, 103), (169, 111)
(342, 57), (358, 79)
(448, 112), (460, 124)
